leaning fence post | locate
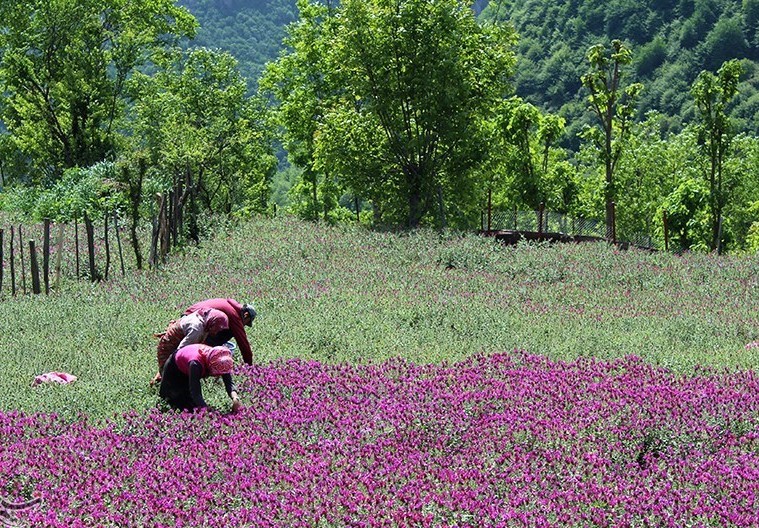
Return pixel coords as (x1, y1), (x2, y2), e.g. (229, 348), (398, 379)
(43, 218), (50, 294)
(84, 212), (97, 281)
(103, 211), (110, 281)
(663, 210), (670, 252)
(29, 240), (41, 295)
(18, 225), (26, 294)
(54, 223), (64, 291)
(9, 227), (16, 296)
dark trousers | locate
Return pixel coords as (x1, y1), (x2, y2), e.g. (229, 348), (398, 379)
(159, 354), (195, 410)
(205, 329), (233, 347)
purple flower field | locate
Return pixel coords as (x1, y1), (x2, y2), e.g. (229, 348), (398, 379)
(2, 352), (758, 527)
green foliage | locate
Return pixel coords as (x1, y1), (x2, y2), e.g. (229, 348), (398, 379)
(691, 59), (743, 251)
(129, 47), (276, 222)
(2, 162), (126, 222)
(0, 0), (198, 181)
(581, 39), (643, 237)
(262, 0), (518, 228)
(480, 0), (759, 139)
(178, 0), (298, 92)
(489, 97), (574, 213)
(659, 176), (711, 250)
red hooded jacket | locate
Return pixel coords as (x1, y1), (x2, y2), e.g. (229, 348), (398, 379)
(184, 298), (253, 365)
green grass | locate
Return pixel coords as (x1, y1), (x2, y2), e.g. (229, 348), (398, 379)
(1, 215), (757, 421)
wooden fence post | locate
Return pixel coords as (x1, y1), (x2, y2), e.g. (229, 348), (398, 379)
(74, 216), (80, 279)
(103, 211), (111, 281)
(29, 240), (41, 294)
(84, 212), (97, 281)
(487, 188), (492, 232)
(9, 227), (16, 296)
(18, 225), (26, 294)
(113, 210), (125, 276)
(160, 195), (169, 262)
(54, 223), (64, 291)
(611, 201), (617, 245)
(538, 202), (545, 239)
(43, 218), (50, 294)
(663, 210), (669, 252)
(0, 228), (3, 295)
(149, 193), (163, 269)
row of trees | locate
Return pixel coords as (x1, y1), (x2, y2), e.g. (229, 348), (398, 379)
(1, 0), (758, 254)
(0, 0), (277, 268)
(262, 1), (758, 251)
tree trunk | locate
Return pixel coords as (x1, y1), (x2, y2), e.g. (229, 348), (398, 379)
(125, 163), (143, 270)
(406, 165), (424, 229)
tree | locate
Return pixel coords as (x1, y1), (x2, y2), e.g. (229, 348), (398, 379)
(0, 0), (198, 181)
(129, 47), (275, 242)
(581, 39), (643, 240)
(494, 97), (569, 212)
(263, 0), (517, 228)
(260, 0), (337, 222)
(691, 59), (743, 252)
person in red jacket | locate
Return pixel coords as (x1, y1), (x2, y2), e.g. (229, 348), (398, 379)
(159, 344), (242, 412)
(184, 298), (256, 365)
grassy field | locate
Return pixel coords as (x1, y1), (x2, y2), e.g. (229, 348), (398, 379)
(1, 215), (756, 420)
(2, 215), (759, 527)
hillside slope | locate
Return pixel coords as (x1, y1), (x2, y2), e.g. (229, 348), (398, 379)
(482, 0), (759, 140)
(179, 0), (759, 141)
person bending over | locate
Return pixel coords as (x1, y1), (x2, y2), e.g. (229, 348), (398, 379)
(184, 298), (256, 365)
(159, 344), (242, 412)
(152, 308), (229, 385)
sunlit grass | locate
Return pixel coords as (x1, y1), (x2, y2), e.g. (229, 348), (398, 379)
(0, 214), (757, 422)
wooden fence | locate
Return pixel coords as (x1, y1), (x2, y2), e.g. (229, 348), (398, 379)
(482, 199), (680, 252)
(0, 212), (128, 296)
(1, 192), (180, 296)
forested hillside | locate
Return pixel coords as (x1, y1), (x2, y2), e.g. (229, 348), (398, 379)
(178, 0), (298, 90)
(181, 0), (759, 137)
(482, 0), (759, 142)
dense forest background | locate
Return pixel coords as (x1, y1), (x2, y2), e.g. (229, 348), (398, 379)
(1, 0), (758, 256)
(180, 0), (759, 142)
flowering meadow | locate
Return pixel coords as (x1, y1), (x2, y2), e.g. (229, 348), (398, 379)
(0, 215), (758, 526)
(3, 353), (759, 527)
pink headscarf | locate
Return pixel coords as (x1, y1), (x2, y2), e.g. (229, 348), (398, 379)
(200, 308), (229, 336)
(203, 346), (234, 376)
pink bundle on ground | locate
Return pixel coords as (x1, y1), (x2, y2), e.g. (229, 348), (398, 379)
(32, 372), (78, 386)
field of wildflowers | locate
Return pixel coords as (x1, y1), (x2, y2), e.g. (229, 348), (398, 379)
(1, 215), (758, 526)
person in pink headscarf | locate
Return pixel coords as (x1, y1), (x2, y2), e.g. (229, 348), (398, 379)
(152, 308), (229, 385)
(159, 344), (242, 411)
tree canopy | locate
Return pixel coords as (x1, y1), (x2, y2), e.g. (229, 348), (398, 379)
(0, 0), (198, 182)
(262, 0), (517, 228)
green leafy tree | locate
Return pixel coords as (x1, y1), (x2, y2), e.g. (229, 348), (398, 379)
(260, 0), (337, 222)
(691, 58), (743, 252)
(130, 47), (275, 242)
(0, 0), (197, 181)
(581, 39), (643, 239)
(493, 97), (571, 213)
(264, 0), (517, 228)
